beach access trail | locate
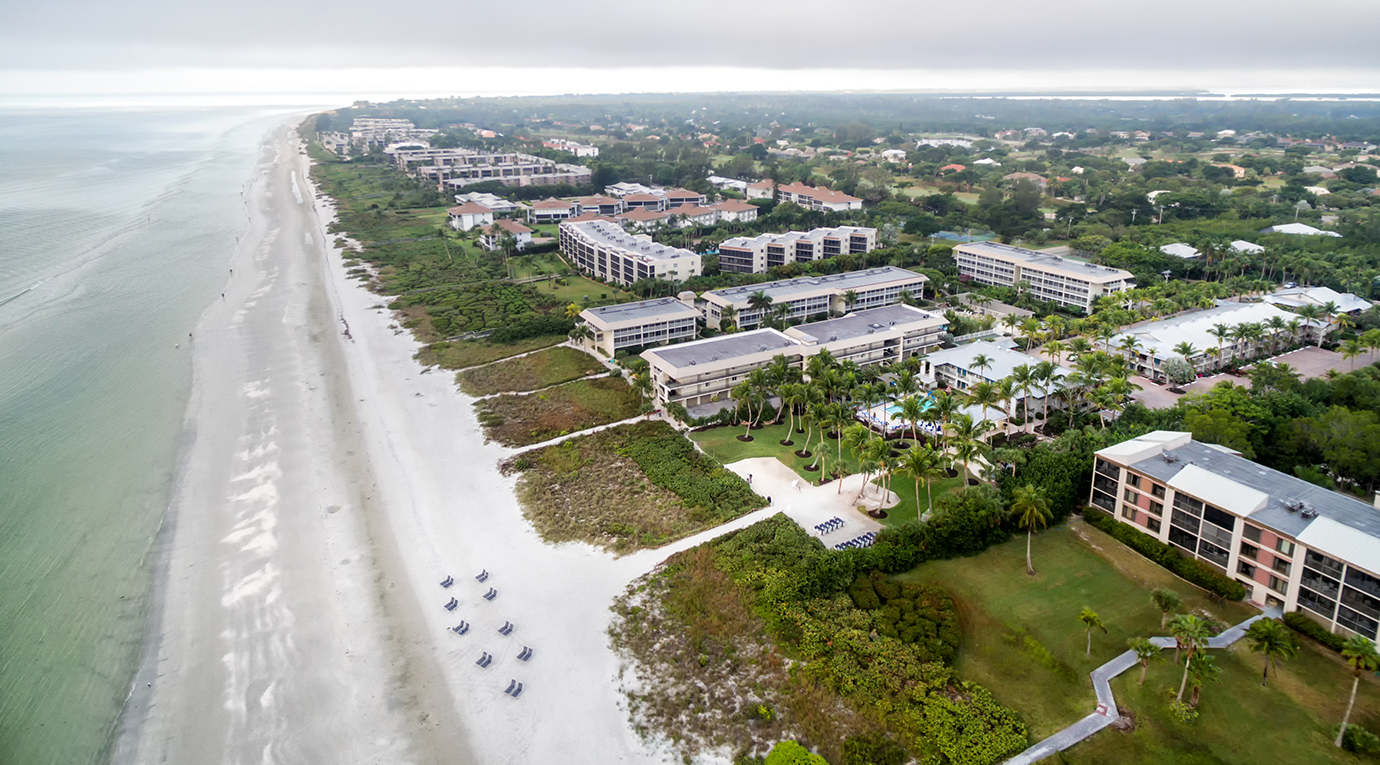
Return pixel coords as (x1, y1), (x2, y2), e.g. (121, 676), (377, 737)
(118, 118), (774, 765)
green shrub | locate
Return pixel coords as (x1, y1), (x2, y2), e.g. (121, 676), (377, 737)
(847, 571), (959, 665)
(765, 741), (827, 765)
(918, 682), (1028, 765)
(1335, 724), (1380, 755)
(1283, 611), (1346, 652)
(842, 732), (908, 765)
(614, 422), (765, 515)
(1082, 510), (1246, 600)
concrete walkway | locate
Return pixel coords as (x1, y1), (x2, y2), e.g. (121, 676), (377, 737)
(1003, 609), (1275, 764)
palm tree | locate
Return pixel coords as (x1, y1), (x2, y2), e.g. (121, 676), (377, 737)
(1009, 364), (1036, 428)
(719, 304), (739, 333)
(1343, 338), (1366, 371)
(1169, 614), (1210, 703)
(842, 289), (859, 312)
(1188, 652), (1222, 708)
(1033, 361), (1058, 424)
(901, 445), (945, 519)
(895, 395), (927, 445)
(966, 380), (1001, 428)
(1129, 637), (1160, 686)
(1337, 635), (1380, 748)
(731, 380), (756, 439)
(564, 302), (583, 320)
(1045, 338), (1067, 365)
(1172, 341), (1198, 368)
(568, 322), (595, 347)
(778, 382), (806, 442)
(926, 390), (961, 455)
(1151, 588), (1183, 629)
(1011, 484), (1052, 575)
(1207, 323), (1232, 369)
(949, 414), (991, 485)
(1296, 304), (1324, 346)
(971, 353), (993, 380)
(1079, 607), (1107, 658)
(1245, 619), (1298, 687)
(746, 291), (773, 327)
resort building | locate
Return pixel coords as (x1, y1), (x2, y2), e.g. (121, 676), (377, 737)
(1111, 301), (1324, 379)
(920, 340), (1073, 422)
(699, 267), (929, 330)
(447, 202), (494, 231)
(454, 191), (525, 216)
(576, 195), (626, 217)
(577, 296), (701, 357)
(1264, 286), (1372, 315)
(717, 226), (879, 274)
(953, 241), (1135, 313)
(641, 304), (946, 407)
(528, 198), (578, 224)
(479, 219), (533, 252)
(558, 219), (702, 286)
(623, 193), (666, 212)
(744, 181), (863, 211)
(390, 147), (592, 189)
(1092, 431), (1380, 640)
(541, 138), (599, 157)
(663, 188), (708, 208)
(711, 200), (760, 224)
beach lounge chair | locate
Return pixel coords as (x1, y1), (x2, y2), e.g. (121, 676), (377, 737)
(451, 621), (469, 635)
(504, 679), (517, 695)
(499, 621), (514, 636)
(518, 646), (532, 661)
(440, 576), (454, 588)
(511, 682), (524, 698)
(476, 652), (492, 668)
(444, 598), (458, 611)
(483, 588), (497, 601)
(476, 570), (489, 582)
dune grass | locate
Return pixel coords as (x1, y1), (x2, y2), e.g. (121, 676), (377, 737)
(415, 335), (564, 371)
(458, 346), (604, 397)
(475, 377), (643, 447)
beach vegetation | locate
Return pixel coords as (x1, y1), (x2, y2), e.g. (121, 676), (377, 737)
(415, 335), (565, 371)
(474, 377), (642, 447)
(458, 346), (604, 397)
(505, 421), (764, 553)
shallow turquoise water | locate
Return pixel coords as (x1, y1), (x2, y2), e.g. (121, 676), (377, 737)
(0, 105), (305, 765)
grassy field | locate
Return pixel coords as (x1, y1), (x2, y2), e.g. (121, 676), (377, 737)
(416, 335), (564, 371)
(475, 377), (643, 446)
(898, 520), (1380, 763)
(509, 421), (764, 553)
(690, 422), (965, 525)
(530, 273), (623, 305)
(458, 346), (604, 396)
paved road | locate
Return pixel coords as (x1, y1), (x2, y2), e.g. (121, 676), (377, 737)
(1003, 611), (1273, 764)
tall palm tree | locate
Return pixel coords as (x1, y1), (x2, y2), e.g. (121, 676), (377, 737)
(1169, 614), (1210, 703)
(901, 445), (945, 519)
(1033, 361), (1058, 424)
(1245, 619), (1298, 687)
(778, 382), (806, 442)
(1207, 323), (1232, 369)
(1188, 652), (1222, 707)
(971, 353), (994, 380)
(1151, 588), (1182, 629)
(1068, 336), (1093, 358)
(1009, 364), (1036, 428)
(1337, 635), (1380, 748)
(1172, 341), (1198, 369)
(949, 413), (991, 485)
(1129, 637), (1160, 686)
(1012, 483), (1052, 575)
(1045, 338), (1067, 366)
(842, 289), (859, 312)
(1296, 304), (1324, 346)
(895, 395), (927, 445)
(1342, 338), (1366, 371)
(731, 381), (756, 439)
(1079, 607), (1107, 658)
(719, 304), (739, 333)
(746, 291), (773, 327)
(966, 380), (1001, 428)
(927, 390), (962, 455)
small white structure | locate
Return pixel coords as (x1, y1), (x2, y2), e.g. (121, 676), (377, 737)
(1265, 286), (1372, 315)
(447, 202), (494, 231)
(1260, 223), (1342, 238)
(1230, 240), (1265, 255)
(1160, 242), (1203, 260)
(974, 157), (1002, 166)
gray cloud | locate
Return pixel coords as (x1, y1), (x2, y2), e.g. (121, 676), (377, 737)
(3, 0), (1378, 77)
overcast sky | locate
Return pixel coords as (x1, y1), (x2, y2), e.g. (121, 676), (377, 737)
(3, 0), (1379, 96)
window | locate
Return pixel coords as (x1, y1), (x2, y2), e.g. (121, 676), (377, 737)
(1124, 488), (1138, 503)
(1305, 550), (1344, 580)
(1276, 539), (1296, 557)
(1240, 543), (1258, 560)
(1272, 558), (1292, 576)
(1147, 518), (1162, 533)
(1203, 505), (1236, 532)
(1268, 576), (1288, 594)
(1128, 474), (1142, 488)
(1238, 561), (1257, 577)
(1151, 484), (1166, 499)
(1148, 501), (1164, 517)
(1243, 525), (1262, 543)
(1121, 504), (1137, 520)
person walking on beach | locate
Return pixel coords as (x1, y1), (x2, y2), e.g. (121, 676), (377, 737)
(748, 474), (752, 485)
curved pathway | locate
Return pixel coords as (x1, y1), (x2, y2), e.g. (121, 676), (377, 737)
(1004, 609), (1276, 764)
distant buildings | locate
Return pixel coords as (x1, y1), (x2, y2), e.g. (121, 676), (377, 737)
(558, 220), (702, 286)
(1260, 223), (1342, 238)
(1265, 286), (1372, 315)
(717, 226), (878, 274)
(541, 138), (599, 157)
(479, 220), (533, 252)
(641, 304), (946, 407)
(699, 266), (928, 330)
(388, 147), (592, 189)
(745, 181), (863, 212)
(1160, 243), (1203, 260)
(1093, 431), (1380, 638)
(447, 202), (495, 231)
(953, 242), (1135, 313)
(1111, 301), (1323, 378)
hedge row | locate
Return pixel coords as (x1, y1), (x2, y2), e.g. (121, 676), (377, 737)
(1283, 611), (1346, 652)
(614, 421), (765, 516)
(1082, 510), (1247, 601)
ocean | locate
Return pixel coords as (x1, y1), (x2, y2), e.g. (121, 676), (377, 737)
(0, 104), (317, 765)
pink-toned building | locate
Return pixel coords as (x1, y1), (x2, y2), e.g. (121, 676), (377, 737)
(1092, 432), (1380, 642)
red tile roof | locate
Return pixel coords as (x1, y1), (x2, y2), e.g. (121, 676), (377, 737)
(531, 197), (574, 209)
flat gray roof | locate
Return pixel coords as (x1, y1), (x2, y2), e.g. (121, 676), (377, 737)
(584, 297), (699, 323)
(958, 241), (1133, 280)
(789, 304), (941, 344)
(705, 266), (923, 303)
(567, 220), (698, 261)
(1131, 441), (1380, 540)
(652, 329), (799, 368)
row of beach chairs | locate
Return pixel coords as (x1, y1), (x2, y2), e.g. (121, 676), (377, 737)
(814, 517), (845, 534)
(834, 532), (876, 550)
(442, 569), (528, 697)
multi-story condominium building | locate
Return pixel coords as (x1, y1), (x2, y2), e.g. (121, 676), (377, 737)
(1111, 301), (1326, 380)
(576, 195), (626, 217)
(577, 296), (701, 357)
(389, 147), (592, 189)
(641, 304), (946, 407)
(447, 202), (494, 231)
(953, 242), (1135, 313)
(663, 188), (708, 208)
(541, 138), (600, 157)
(479, 219), (533, 252)
(711, 200), (760, 224)
(1092, 432), (1380, 640)
(749, 182), (863, 212)
(528, 198), (578, 224)
(623, 193), (666, 211)
(717, 226), (878, 274)
(348, 119), (436, 150)
(700, 267), (928, 330)
(559, 220), (702, 287)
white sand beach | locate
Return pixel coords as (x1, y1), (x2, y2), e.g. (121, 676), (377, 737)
(115, 118), (808, 765)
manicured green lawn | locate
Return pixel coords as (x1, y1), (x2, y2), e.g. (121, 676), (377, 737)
(897, 520), (1380, 763)
(530, 272), (623, 305)
(689, 421), (964, 525)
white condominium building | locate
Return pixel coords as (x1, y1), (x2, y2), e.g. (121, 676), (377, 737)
(1093, 431), (1380, 640)
(389, 147), (592, 188)
(953, 242), (1135, 313)
(559, 220), (702, 287)
(700, 267), (928, 330)
(746, 182), (863, 212)
(641, 304), (946, 407)
(577, 296), (701, 357)
(718, 226), (878, 274)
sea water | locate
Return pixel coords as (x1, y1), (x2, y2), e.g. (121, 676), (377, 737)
(0, 103), (313, 765)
